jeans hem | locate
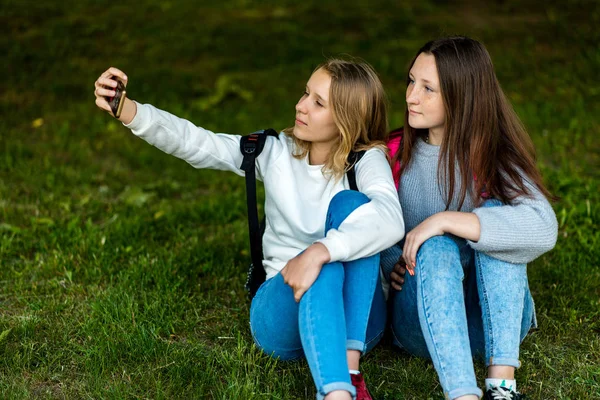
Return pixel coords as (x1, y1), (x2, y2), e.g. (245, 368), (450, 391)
(487, 356), (521, 368)
(346, 339), (365, 353)
(318, 382), (356, 400)
(447, 386), (483, 399)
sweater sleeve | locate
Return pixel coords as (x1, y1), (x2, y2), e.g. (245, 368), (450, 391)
(380, 243), (403, 282)
(467, 179), (558, 264)
(124, 102), (282, 178)
(317, 148), (406, 262)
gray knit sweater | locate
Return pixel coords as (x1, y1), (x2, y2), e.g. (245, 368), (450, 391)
(380, 138), (558, 281)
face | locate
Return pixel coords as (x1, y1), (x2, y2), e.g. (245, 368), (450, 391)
(406, 53), (445, 136)
(294, 68), (339, 149)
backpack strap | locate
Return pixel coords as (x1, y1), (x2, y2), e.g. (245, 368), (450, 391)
(242, 136), (366, 299)
(346, 150), (366, 191)
(387, 128), (404, 189)
(240, 129), (278, 298)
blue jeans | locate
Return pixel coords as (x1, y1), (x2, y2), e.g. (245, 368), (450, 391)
(387, 202), (536, 399)
(250, 190), (387, 400)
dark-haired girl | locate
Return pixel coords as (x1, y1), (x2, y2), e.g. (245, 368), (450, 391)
(382, 36), (557, 400)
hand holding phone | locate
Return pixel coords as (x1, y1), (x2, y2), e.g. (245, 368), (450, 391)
(94, 67), (134, 123)
(105, 77), (127, 118)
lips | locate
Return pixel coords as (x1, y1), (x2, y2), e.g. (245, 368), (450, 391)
(408, 109), (421, 115)
(295, 118), (307, 126)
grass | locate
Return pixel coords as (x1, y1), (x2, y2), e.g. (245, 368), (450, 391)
(1, 0), (599, 398)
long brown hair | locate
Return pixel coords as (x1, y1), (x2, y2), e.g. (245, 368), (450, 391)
(284, 58), (389, 180)
(394, 36), (554, 208)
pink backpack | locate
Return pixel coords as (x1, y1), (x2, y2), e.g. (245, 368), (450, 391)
(387, 128), (403, 189)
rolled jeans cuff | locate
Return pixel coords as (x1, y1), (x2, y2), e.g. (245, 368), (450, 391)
(447, 386), (483, 400)
(318, 382), (356, 400)
(347, 339), (365, 353)
(487, 356), (521, 368)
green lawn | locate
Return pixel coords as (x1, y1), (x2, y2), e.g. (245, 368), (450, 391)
(1, 0), (599, 398)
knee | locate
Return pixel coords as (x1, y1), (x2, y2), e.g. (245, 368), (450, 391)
(331, 189), (370, 210)
(310, 261), (344, 290)
(326, 190), (370, 230)
(418, 235), (461, 264)
(419, 235), (459, 252)
(416, 236), (463, 278)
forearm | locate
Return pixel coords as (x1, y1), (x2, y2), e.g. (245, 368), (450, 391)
(439, 211), (481, 242)
(122, 102), (248, 173)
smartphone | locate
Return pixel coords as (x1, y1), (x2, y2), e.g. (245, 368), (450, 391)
(106, 78), (127, 118)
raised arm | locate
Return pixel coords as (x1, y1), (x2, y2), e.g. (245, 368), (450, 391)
(93, 67), (284, 177)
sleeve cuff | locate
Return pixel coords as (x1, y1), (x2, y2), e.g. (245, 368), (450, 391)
(123, 101), (150, 132)
(316, 235), (349, 263)
(466, 208), (489, 251)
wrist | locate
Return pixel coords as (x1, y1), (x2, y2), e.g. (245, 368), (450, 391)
(118, 98), (137, 125)
(308, 243), (331, 265)
(433, 212), (450, 234)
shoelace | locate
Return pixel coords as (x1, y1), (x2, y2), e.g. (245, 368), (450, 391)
(489, 386), (515, 400)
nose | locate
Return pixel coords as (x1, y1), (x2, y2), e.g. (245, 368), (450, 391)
(406, 85), (419, 105)
(296, 96), (308, 114)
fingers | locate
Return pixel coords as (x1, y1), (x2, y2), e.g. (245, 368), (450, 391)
(402, 241), (411, 270)
(391, 263), (406, 292)
(95, 97), (112, 114)
(101, 67), (128, 85)
(293, 288), (305, 303)
(390, 272), (403, 290)
(402, 236), (416, 276)
(281, 266), (303, 302)
(394, 263), (407, 276)
(94, 67), (129, 115)
(390, 271), (404, 284)
(95, 84), (117, 98)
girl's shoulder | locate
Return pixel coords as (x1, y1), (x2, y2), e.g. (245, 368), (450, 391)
(354, 147), (389, 172)
(255, 130), (294, 167)
(360, 146), (387, 162)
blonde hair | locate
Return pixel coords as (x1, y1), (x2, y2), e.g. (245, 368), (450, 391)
(284, 58), (389, 180)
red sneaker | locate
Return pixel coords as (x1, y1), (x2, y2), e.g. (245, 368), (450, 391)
(350, 373), (373, 400)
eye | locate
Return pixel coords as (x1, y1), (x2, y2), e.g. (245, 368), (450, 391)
(302, 91), (309, 97)
(316, 100), (324, 107)
(425, 86), (433, 92)
(408, 78), (415, 85)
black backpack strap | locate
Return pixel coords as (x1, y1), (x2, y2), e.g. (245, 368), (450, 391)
(346, 150), (366, 191)
(240, 129), (278, 298)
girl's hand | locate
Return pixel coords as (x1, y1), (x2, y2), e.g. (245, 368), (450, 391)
(390, 258), (407, 291)
(281, 243), (330, 302)
(94, 67), (136, 124)
(402, 213), (445, 273)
